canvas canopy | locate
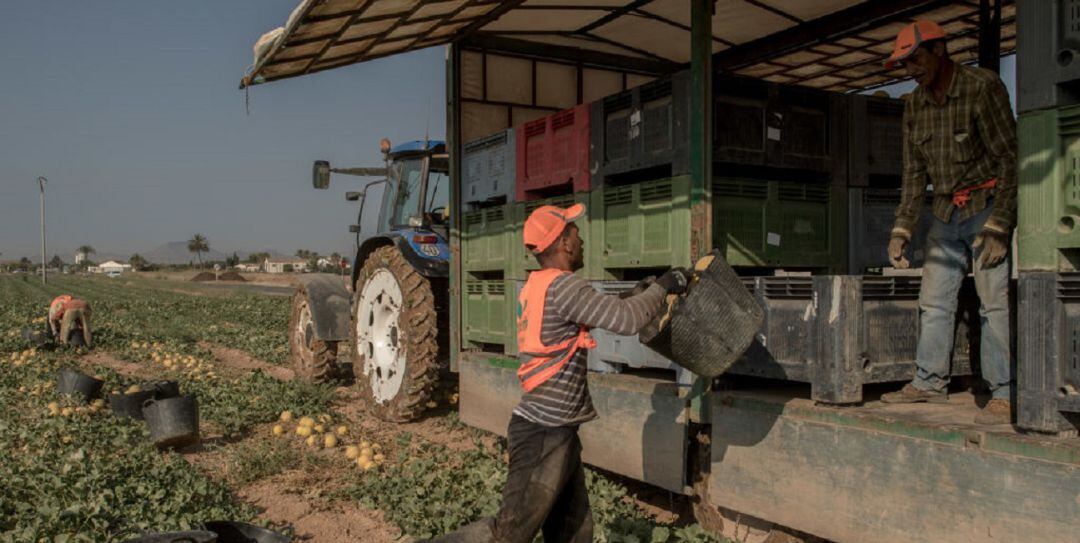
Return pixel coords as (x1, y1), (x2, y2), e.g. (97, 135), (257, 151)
(241, 0), (1015, 92)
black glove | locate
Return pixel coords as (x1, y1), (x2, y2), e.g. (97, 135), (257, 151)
(656, 267), (690, 295)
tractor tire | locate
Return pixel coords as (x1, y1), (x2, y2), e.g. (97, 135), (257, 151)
(289, 288), (338, 383)
(351, 245), (439, 422)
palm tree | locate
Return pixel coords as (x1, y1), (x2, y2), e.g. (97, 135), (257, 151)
(76, 245), (95, 260)
(188, 234), (209, 268)
(129, 253), (148, 271)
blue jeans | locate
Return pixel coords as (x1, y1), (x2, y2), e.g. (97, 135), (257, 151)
(913, 204), (1013, 399)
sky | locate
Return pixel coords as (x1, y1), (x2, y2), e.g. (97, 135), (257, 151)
(0, 1), (445, 262)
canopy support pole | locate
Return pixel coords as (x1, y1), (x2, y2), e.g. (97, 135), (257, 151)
(689, 0), (714, 262)
(978, 0), (1002, 74)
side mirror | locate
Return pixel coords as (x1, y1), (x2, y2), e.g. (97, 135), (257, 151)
(345, 191), (363, 201)
(313, 160), (331, 189)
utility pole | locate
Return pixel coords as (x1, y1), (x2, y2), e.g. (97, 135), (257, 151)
(38, 176), (47, 284)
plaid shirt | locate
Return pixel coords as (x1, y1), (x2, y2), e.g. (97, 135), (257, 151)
(892, 63), (1017, 239)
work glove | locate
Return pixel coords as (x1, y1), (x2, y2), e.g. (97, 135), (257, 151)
(656, 267), (691, 295)
(887, 236), (910, 269)
(974, 230), (1009, 269)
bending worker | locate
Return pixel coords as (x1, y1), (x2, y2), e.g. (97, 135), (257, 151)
(880, 20), (1016, 425)
(428, 203), (689, 542)
(48, 295), (93, 348)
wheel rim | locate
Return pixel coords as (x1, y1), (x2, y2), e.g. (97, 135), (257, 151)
(356, 268), (406, 404)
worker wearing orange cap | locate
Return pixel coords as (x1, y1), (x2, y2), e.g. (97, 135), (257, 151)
(426, 203), (688, 542)
(879, 20), (1016, 425)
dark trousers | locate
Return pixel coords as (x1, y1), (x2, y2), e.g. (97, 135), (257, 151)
(427, 415), (593, 543)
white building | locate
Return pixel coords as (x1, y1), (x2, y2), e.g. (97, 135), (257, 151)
(235, 263), (261, 273)
(74, 251), (87, 264)
(264, 258), (309, 273)
(96, 261), (132, 275)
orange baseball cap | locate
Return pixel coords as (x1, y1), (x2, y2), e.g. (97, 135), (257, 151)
(884, 20), (946, 69)
(523, 203), (586, 254)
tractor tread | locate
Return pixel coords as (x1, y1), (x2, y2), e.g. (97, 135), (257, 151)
(352, 246), (440, 422)
(289, 288), (338, 383)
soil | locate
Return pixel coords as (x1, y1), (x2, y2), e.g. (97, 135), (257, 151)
(80, 351), (156, 380)
(240, 475), (408, 543)
(201, 342), (295, 381)
(190, 272), (217, 282)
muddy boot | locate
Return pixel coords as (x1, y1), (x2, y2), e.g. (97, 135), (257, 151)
(974, 399), (1012, 425)
(880, 383), (948, 404)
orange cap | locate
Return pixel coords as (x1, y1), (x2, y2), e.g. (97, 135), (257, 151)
(523, 203), (586, 254)
(884, 20), (946, 69)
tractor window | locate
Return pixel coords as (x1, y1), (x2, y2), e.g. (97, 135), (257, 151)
(390, 157), (425, 227)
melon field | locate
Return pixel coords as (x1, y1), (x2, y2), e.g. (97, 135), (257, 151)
(0, 274), (721, 542)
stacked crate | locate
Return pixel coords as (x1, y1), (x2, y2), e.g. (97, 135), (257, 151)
(460, 129), (517, 353)
(1016, 0), (1080, 435)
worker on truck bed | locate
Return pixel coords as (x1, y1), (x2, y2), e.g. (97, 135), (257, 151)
(426, 204), (689, 542)
(48, 294), (93, 348)
(880, 20), (1016, 425)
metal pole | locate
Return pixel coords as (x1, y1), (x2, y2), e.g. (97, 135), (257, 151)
(38, 176), (47, 284)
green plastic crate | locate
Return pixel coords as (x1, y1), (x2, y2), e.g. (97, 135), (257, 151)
(462, 204), (511, 272)
(712, 177), (846, 271)
(462, 278), (516, 350)
(1017, 106), (1080, 271)
(509, 193), (593, 279)
(590, 176), (692, 275)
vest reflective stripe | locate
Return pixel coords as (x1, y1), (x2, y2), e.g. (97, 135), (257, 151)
(516, 268), (595, 392)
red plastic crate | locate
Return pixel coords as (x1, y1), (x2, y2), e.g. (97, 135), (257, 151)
(515, 104), (591, 201)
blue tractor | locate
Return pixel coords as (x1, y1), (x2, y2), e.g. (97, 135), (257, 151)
(289, 138), (450, 422)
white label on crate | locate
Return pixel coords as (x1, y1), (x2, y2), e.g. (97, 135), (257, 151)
(630, 110), (641, 126)
(767, 126), (782, 141)
(767, 232), (781, 246)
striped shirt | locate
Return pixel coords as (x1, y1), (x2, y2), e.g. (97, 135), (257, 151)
(513, 273), (666, 428)
(893, 63), (1017, 239)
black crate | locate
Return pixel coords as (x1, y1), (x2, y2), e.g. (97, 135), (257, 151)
(847, 94), (904, 187)
(590, 71), (846, 184)
(1018, 0), (1080, 113)
(847, 187), (935, 273)
(1018, 272), (1080, 435)
(590, 72), (690, 185)
(727, 275), (979, 404)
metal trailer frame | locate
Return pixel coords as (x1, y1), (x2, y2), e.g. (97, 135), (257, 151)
(240, 2), (1080, 541)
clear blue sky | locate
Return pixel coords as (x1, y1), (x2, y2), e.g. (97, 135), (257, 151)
(0, 1), (445, 262)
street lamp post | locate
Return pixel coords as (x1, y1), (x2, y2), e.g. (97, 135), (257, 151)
(38, 176), (47, 284)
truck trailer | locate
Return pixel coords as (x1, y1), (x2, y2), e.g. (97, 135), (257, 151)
(241, 2), (1080, 542)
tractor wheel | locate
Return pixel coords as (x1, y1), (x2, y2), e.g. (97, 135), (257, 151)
(351, 245), (439, 422)
(289, 289), (338, 383)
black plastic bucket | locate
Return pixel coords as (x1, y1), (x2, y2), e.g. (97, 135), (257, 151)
(56, 368), (104, 402)
(120, 530), (217, 543)
(20, 326), (52, 347)
(109, 388), (158, 420)
(204, 521), (291, 543)
(142, 395), (200, 448)
(148, 380), (181, 400)
(641, 250), (764, 378)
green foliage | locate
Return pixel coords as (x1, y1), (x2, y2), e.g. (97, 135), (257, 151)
(224, 439), (300, 486)
(0, 352), (253, 542)
(342, 440), (723, 542)
(181, 371), (334, 436)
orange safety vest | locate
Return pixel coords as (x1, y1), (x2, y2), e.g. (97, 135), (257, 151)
(49, 295), (88, 321)
(516, 268), (596, 392)
(49, 295), (73, 320)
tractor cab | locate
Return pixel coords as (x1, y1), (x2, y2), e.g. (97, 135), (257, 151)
(376, 140), (450, 242)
